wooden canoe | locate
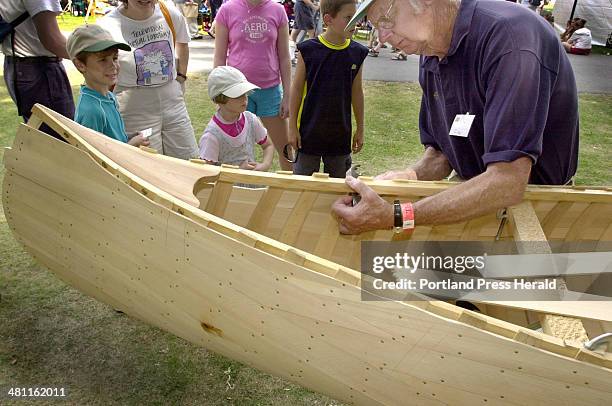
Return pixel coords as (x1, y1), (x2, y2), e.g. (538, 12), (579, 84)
(3, 104), (611, 405)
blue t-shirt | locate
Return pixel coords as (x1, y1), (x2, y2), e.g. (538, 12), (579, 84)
(419, 0), (578, 185)
(75, 86), (129, 143)
(296, 36), (368, 155)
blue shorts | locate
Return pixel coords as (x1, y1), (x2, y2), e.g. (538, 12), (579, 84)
(247, 84), (282, 117)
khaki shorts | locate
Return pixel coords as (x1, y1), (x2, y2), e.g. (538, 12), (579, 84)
(115, 80), (198, 160)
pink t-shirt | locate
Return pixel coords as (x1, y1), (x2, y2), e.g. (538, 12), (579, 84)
(216, 0), (288, 88)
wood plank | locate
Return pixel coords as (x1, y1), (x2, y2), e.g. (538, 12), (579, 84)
(313, 214), (341, 259)
(541, 201), (575, 237)
(278, 191), (318, 246)
(565, 203), (609, 241)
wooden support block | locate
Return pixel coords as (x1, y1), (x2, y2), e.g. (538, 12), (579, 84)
(279, 191), (318, 246)
(312, 172), (330, 179)
(235, 228), (260, 247)
(26, 114), (44, 130)
(508, 201), (588, 342)
(285, 248), (307, 267)
(205, 181), (234, 217)
(246, 187), (284, 234)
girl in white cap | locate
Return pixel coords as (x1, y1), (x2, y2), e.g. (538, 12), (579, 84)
(199, 66), (274, 171)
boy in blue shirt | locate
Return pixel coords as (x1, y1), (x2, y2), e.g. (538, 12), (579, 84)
(67, 24), (148, 147)
(288, 0), (367, 177)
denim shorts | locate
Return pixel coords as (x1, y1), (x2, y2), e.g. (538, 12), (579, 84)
(247, 84), (282, 117)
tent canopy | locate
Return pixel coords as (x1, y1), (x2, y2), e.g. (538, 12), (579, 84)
(553, 0), (612, 45)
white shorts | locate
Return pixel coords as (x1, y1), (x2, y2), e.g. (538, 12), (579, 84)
(115, 80), (199, 160)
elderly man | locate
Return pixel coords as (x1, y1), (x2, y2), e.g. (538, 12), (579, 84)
(332, 0), (578, 235)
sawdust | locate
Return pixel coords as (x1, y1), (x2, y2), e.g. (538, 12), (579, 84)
(546, 315), (589, 342)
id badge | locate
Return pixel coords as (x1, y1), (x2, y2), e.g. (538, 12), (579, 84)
(449, 113), (475, 138)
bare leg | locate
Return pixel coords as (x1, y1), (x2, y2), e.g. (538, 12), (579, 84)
(562, 42), (572, 53)
(260, 116), (292, 171)
(290, 28), (301, 43)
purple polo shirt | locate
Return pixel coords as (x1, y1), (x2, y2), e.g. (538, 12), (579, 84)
(419, 0), (578, 185)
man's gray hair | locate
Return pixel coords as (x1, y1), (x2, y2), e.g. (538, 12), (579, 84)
(407, 0), (425, 14)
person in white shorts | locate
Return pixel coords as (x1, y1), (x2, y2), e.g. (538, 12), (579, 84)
(98, 0), (199, 159)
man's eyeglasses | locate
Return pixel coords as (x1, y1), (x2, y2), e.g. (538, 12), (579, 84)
(374, 0), (396, 30)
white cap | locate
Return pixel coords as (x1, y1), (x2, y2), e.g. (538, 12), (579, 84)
(208, 66), (259, 100)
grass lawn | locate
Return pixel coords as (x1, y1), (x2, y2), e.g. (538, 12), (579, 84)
(1, 72), (611, 404)
(57, 13), (100, 32)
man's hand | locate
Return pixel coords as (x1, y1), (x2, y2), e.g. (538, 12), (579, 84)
(352, 128), (364, 153)
(331, 176), (394, 234)
(374, 168), (417, 181)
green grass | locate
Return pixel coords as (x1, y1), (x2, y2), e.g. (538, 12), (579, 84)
(1, 72), (611, 404)
(590, 45), (612, 56)
(57, 13), (100, 32)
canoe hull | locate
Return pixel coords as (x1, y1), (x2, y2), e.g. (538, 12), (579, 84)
(3, 121), (612, 405)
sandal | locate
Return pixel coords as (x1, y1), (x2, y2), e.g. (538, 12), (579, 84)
(368, 50), (379, 57)
(391, 53), (407, 61)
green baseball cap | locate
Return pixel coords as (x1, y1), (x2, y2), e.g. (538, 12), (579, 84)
(67, 24), (131, 60)
(346, 0), (377, 29)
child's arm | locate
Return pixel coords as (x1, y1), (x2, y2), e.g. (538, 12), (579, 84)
(254, 138), (274, 171)
(199, 131), (221, 164)
(213, 21), (229, 67)
(351, 65), (365, 153)
(288, 52), (306, 150)
(277, 19), (292, 119)
(127, 132), (151, 148)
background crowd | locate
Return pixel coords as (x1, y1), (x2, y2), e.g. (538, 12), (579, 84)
(0, 0), (599, 181)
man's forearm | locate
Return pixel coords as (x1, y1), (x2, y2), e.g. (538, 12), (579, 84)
(410, 147), (452, 180)
(413, 157), (531, 225)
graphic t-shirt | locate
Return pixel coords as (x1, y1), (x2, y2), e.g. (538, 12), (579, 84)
(215, 0), (288, 88)
(99, 3), (189, 87)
